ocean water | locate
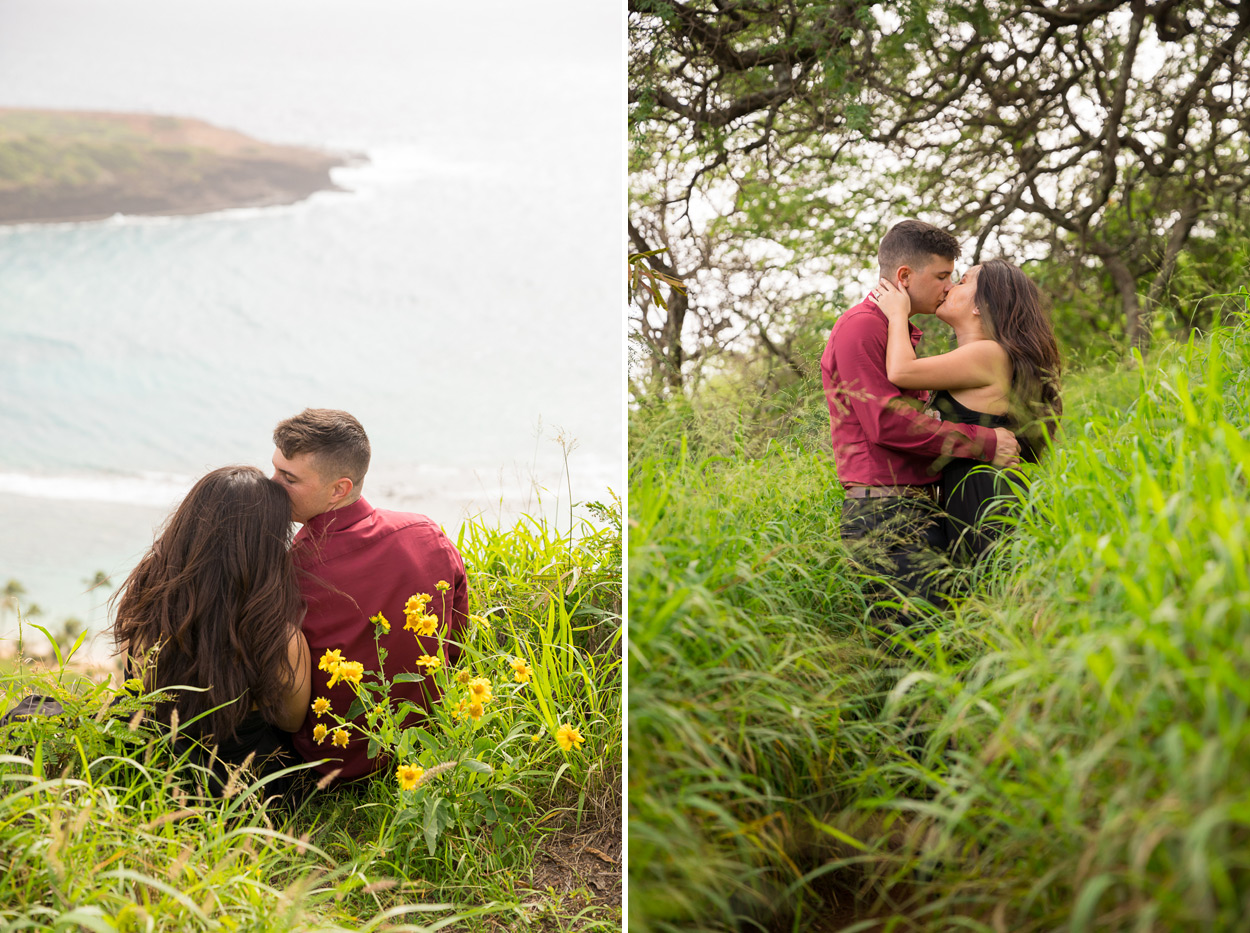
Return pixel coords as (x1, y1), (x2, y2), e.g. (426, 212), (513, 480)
(0, 0), (623, 655)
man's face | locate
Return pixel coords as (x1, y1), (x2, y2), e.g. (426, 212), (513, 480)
(271, 449), (337, 524)
(900, 255), (956, 316)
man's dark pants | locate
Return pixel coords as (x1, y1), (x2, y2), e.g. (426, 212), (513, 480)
(839, 495), (951, 624)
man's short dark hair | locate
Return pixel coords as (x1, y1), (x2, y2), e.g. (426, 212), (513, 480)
(273, 409), (371, 486)
(878, 220), (961, 279)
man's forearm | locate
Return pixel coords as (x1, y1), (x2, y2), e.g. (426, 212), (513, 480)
(866, 397), (998, 463)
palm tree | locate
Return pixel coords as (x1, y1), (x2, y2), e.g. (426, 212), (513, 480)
(3, 578), (27, 660)
(82, 570), (113, 593)
(2, 578), (25, 625)
(82, 570), (113, 638)
(56, 616), (85, 654)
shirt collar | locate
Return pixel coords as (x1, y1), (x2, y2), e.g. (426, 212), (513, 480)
(863, 295), (924, 339)
(301, 496), (374, 537)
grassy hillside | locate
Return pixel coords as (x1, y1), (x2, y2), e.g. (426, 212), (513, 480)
(0, 500), (621, 932)
(628, 302), (1250, 931)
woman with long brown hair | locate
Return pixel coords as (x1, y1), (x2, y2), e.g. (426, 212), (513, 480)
(111, 465), (310, 781)
(874, 258), (1062, 560)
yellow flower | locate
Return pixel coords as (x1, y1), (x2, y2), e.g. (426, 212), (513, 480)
(455, 669), (472, 685)
(510, 657), (532, 684)
(313, 723), (328, 745)
(531, 732), (542, 743)
(467, 677), (493, 705)
(326, 660), (365, 688)
(311, 697), (331, 717)
(453, 698), (469, 719)
(555, 723), (585, 752)
(339, 661), (364, 684)
(470, 613), (491, 629)
(395, 763), (425, 791)
(405, 593), (432, 614)
(467, 701), (485, 721)
(436, 579), (450, 592)
(318, 649), (344, 674)
(416, 654), (442, 673)
(413, 613), (439, 637)
(370, 612), (391, 634)
(331, 728), (350, 748)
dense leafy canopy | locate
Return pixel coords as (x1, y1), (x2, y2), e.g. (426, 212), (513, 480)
(630, 0), (1250, 389)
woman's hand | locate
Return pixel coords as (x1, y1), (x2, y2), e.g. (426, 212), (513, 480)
(872, 278), (911, 322)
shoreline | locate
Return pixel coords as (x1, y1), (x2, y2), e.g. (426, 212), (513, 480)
(0, 108), (360, 225)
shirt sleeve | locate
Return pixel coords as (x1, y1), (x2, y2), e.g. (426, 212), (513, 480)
(832, 312), (999, 463)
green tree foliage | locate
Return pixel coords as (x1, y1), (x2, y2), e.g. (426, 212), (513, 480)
(629, 0), (887, 392)
(868, 0), (1250, 352)
(630, 0), (1250, 388)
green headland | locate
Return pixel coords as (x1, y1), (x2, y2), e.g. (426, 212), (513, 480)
(0, 108), (354, 224)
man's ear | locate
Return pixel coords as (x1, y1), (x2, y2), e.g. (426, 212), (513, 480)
(896, 265), (912, 288)
(329, 476), (355, 505)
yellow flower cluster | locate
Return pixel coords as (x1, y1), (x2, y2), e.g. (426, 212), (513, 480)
(453, 675), (495, 722)
(370, 612), (391, 634)
(312, 723), (351, 747)
(556, 723), (585, 752)
(416, 654), (442, 673)
(403, 593), (439, 637)
(396, 763), (425, 791)
(328, 660), (364, 689)
(318, 648), (365, 689)
(435, 579), (451, 592)
(510, 657), (532, 685)
(311, 697), (331, 717)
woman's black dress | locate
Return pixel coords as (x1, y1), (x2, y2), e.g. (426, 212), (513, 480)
(931, 389), (1037, 561)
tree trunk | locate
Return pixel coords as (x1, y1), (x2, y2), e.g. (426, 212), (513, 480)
(660, 287), (688, 391)
(1103, 253), (1146, 355)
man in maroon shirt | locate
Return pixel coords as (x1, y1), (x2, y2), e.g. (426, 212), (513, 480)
(270, 408), (469, 781)
(820, 220), (1020, 616)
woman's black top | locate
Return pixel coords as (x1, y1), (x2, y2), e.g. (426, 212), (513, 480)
(931, 389), (1037, 561)
(123, 657), (297, 798)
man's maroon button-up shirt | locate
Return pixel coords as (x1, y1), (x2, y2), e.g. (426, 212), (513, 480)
(290, 496), (469, 780)
(820, 297), (998, 486)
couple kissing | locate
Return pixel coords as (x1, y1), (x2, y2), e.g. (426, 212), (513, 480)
(821, 220), (1063, 620)
(111, 408), (468, 798)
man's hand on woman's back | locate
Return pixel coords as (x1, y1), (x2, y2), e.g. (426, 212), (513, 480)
(991, 427), (1021, 467)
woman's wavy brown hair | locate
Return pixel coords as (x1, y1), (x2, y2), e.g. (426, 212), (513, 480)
(974, 258), (1063, 452)
(111, 466), (303, 742)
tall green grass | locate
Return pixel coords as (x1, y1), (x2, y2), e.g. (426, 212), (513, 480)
(628, 410), (886, 931)
(629, 305), (1250, 930)
(0, 501), (621, 932)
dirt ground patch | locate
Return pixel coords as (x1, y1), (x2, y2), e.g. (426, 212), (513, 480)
(522, 785), (622, 931)
(530, 821), (621, 907)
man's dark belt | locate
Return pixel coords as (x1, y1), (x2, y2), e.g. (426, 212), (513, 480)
(843, 484), (938, 501)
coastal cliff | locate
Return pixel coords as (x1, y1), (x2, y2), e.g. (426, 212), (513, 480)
(0, 108), (356, 224)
